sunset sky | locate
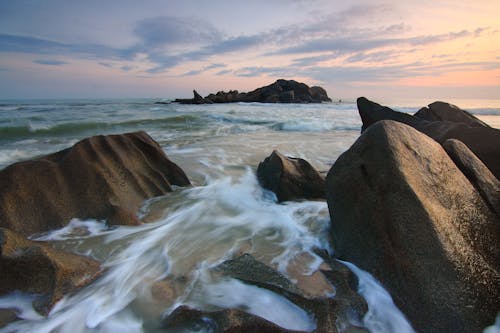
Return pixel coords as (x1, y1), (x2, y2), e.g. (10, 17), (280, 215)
(0, 0), (499, 103)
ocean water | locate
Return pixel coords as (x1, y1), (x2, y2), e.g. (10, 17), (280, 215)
(0, 99), (499, 333)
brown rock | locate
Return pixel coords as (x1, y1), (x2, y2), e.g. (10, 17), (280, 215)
(162, 306), (307, 333)
(415, 101), (490, 127)
(325, 120), (500, 333)
(0, 228), (102, 314)
(0, 131), (190, 237)
(443, 139), (500, 217)
(257, 150), (325, 202)
(357, 97), (500, 179)
(211, 254), (368, 333)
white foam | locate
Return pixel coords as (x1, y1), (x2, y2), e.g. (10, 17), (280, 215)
(484, 314), (500, 333)
(0, 292), (44, 321)
(187, 277), (316, 332)
(0, 149), (31, 166)
(32, 218), (112, 241)
(273, 119), (335, 132)
(342, 261), (415, 333)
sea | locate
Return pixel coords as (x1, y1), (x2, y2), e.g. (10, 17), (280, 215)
(0, 98), (499, 333)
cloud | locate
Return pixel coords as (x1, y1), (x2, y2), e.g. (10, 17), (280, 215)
(120, 65), (135, 71)
(0, 33), (128, 61)
(180, 63), (226, 76)
(33, 59), (68, 66)
(216, 69), (233, 76)
(0, 34), (68, 54)
(133, 16), (222, 49)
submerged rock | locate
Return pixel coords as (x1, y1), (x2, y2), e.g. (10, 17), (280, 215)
(162, 306), (306, 333)
(0, 228), (102, 315)
(257, 150), (325, 202)
(415, 101), (490, 127)
(0, 131), (190, 237)
(357, 97), (500, 179)
(162, 253), (368, 333)
(174, 79), (332, 104)
(325, 120), (500, 333)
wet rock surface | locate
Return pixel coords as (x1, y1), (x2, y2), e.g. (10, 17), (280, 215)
(325, 120), (500, 333)
(257, 150), (325, 202)
(163, 253), (368, 333)
(0, 228), (102, 315)
(0, 131), (191, 236)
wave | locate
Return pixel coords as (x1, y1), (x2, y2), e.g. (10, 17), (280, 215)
(0, 115), (204, 140)
(271, 120), (359, 132)
(469, 108), (500, 116)
(206, 114), (275, 126)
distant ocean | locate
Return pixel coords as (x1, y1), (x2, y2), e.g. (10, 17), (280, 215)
(0, 98), (499, 333)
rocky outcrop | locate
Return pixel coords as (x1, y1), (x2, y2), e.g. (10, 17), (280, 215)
(0, 228), (102, 315)
(175, 79), (332, 104)
(325, 120), (500, 333)
(162, 253), (368, 333)
(415, 101), (490, 127)
(357, 97), (500, 179)
(0, 131), (190, 237)
(257, 150), (325, 202)
(443, 139), (500, 218)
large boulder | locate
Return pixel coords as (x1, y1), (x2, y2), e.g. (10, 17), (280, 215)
(0, 228), (102, 314)
(325, 120), (500, 333)
(0, 131), (190, 237)
(257, 150), (325, 202)
(443, 139), (500, 218)
(163, 254), (368, 333)
(415, 101), (490, 127)
(357, 97), (500, 179)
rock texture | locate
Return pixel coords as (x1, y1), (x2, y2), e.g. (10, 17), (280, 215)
(175, 79), (332, 104)
(325, 120), (500, 333)
(443, 139), (500, 218)
(257, 150), (325, 202)
(357, 97), (500, 179)
(163, 253), (368, 333)
(162, 306), (307, 333)
(0, 131), (190, 237)
(415, 101), (490, 127)
(0, 228), (102, 314)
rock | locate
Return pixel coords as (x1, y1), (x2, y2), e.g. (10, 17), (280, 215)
(0, 131), (190, 237)
(0, 309), (18, 328)
(257, 150), (325, 202)
(162, 253), (368, 332)
(415, 101), (490, 127)
(443, 139), (500, 217)
(175, 79), (332, 104)
(162, 306), (307, 333)
(357, 97), (500, 179)
(0, 228), (102, 314)
(309, 86), (330, 102)
(213, 254), (368, 333)
(325, 120), (500, 333)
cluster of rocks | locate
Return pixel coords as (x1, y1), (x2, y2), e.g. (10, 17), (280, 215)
(1, 98), (498, 332)
(174, 79), (332, 104)
(257, 98), (499, 332)
(0, 132), (191, 324)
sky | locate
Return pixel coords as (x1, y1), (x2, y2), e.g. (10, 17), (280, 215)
(0, 0), (499, 103)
